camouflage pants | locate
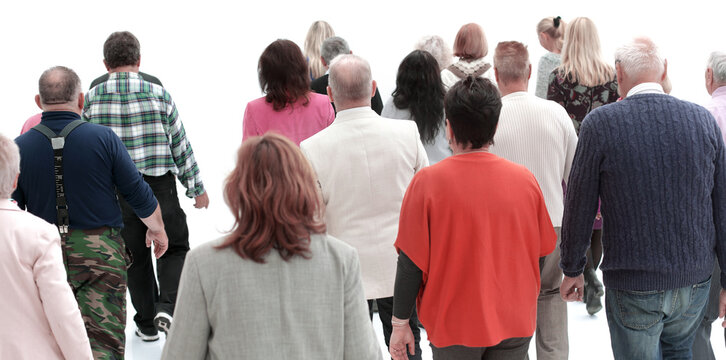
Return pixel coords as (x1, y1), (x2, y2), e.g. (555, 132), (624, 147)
(64, 228), (129, 360)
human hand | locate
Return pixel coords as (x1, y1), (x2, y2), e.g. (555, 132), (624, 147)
(719, 289), (726, 328)
(560, 274), (585, 302)
(389, 317), (414, 360)
(146, 228), (169, 259)
(194, 192), (209, 209)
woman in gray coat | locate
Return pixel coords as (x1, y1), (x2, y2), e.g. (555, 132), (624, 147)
(161, 133), (382, 360)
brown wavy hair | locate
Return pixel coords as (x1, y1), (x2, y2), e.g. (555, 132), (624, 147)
(258, 39), (311, 111)
(217, 133), (326, 263)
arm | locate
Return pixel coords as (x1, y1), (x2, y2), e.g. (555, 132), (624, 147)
(562, 111), (579, 185)
(34, 224), (94, 360)
(390, 252), (423, 360)
(242, 102), (259, 141)
(412, 127), (429, 172)
(161, 252), (211, 359)
(163, 91), (206, 199)
(709, 116), (726, 325)
(547, 70), (567, 108)
(535, 56), (551, 99)
(343, 248), (383, 360)
(140, 205), (168, 259)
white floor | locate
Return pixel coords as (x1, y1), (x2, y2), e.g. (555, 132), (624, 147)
(124, 284), (726, 359)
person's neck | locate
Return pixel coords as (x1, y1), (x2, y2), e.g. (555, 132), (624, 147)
(109, 65), (139, 74)
(498, 81), (528, 96)
(42, 104), (81, 115)
(452, 143), (490, 155)
(336, 101), (371, 112)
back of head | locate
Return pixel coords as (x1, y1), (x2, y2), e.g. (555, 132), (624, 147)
(537, 16), (566, 52)
(38, 66), (81, 105)
(304, 20), (335, 79)
(328, 54), (372, 106)
(219, 133), (326, 263)
(392, 50), (446, 144)
(493, 41), (530, 85)
(559, 17), (614, 87)
(104, 31), (141, 69)
(0, 133), (20, 199)
(258, 39), (310, 111)
(415, 35), (453, 70)
(708, 51), (726, 85)
(320, 36), (350, 65)
(445, 77), (502, 149)
(614, 37), (665, 83)
(453, 23), (488, 60)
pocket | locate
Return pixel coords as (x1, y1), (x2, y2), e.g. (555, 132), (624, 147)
(615, 289), (664, 330)
(683, 277), (711, 318)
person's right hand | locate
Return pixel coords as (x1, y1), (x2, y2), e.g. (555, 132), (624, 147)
(193, 192), (209, 209)
(146, 228), (168, 259)
(389, 318), (415, 360)
(719, 289), (726, 328)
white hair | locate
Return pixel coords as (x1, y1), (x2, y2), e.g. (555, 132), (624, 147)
(328, 54), (372, 103)
(708, 51), (726, 84)
(415, 35), (453, 70)
(0, 133), (20, 199)
(614, 37), (665, 79)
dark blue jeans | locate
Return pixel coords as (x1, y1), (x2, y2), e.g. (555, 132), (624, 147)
(119, 172), (190, 333)
(605, 277), (711, 360)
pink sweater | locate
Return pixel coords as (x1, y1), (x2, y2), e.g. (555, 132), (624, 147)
(242, 93), (334, 145)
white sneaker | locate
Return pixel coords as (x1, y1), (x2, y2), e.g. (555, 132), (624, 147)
(154, 312), (172, 335)
(135, 328), (159, 342)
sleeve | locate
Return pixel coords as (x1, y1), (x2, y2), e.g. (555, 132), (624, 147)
(532, 174), (557, 257)
(547, 71), (566, 108)
(111, 132), (158, 218)
(535, 56), (550, 99)
(161, 252), (211, 360)
(163, 91), (205, 198)
(607, 78), (620, 104)
(412, 127), (429, 172)
(560, 115), (603, 277)
(394, 172), (430, 275)
(343, 248), (384, 360)
(34, 224), (94, 360)
(562, 110), (579, 185)
(392, 251), (423, 319)
(242, 102), (259, 141)
(300, 144), (328, 205)
(710, 117), (726, 289)
(371, 88), (384, 115)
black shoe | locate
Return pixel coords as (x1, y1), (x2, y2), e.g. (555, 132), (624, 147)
(154, 312), (172, 335)
(135, 327), (159, 342)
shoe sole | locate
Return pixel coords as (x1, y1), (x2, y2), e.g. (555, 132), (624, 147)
(135, 329), (159, 342)
(155, 316), (171, 335)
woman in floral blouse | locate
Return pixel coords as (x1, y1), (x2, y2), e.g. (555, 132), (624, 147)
(547, 17), (618, 315)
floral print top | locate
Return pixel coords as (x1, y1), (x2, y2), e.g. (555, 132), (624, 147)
(547, 70), (619, 134)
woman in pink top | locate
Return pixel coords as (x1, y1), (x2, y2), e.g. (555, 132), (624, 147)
(0, 133), (92, 360)
(243, 39), (335, 145)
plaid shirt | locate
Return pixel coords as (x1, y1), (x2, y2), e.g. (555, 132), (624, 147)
(83, 72), (204, 198)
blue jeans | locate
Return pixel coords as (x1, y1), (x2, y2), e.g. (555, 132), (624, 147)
(605, 277), (711, 360)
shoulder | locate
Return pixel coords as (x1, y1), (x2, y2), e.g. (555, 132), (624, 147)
(307, 92), (331, 106)
(246, 96), (269, 109)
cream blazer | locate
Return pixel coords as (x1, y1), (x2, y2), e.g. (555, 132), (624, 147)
(0, 199), (92, 360)
(301, 107), (428, 299)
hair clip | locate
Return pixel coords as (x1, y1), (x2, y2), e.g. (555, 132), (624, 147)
(554, 16), (561, 28)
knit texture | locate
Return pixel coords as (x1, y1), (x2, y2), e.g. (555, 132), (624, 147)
(561, 93), (726, 291)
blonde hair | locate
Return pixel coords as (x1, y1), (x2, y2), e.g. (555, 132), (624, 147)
(537, 16), (566, 52)
(303, 21), (335, 79)
(558, 17), (615, 87)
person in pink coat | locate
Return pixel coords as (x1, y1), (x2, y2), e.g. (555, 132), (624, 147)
(0, 132), (93, 360)
(243, 39), (334, 146)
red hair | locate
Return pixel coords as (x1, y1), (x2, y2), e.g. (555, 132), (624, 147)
(217, 133), (326, 263)
(453, 23), (488, 60)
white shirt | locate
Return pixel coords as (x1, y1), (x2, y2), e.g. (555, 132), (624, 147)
(490, 92), (578, 227)
(627, 82), (665, 97)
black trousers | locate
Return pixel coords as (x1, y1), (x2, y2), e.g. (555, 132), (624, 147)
(369, 296), (422, 360)
(119, 172), (190, 333)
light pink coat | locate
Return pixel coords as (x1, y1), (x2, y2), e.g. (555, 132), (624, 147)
(242, 93), (335, 145)
(0, 199), (93, 360)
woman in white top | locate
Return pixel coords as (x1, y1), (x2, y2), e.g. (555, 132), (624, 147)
(440, 23), (495, 90)
(383, 50), (451, 164)
(535, 16), (566, 99)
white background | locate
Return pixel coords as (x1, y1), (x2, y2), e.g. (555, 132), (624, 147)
(2, 0), (725, 358)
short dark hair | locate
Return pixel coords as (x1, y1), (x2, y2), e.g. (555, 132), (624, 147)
(258, 39), (311, 111)
(104, 31), (141, 69)
(444, 77), (501, 149)
(38, 66), (81, 105)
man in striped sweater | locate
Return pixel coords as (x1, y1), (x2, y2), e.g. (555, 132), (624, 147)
(490, 41), (578, 360)
(560, 37), (726, 359)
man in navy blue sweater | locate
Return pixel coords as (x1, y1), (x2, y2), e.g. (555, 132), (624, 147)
(559, 37), (726, 359)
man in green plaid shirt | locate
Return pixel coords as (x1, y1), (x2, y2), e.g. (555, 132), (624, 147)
(83, 31), (208, 342)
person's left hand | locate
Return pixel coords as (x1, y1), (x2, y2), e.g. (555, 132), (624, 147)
(560, 274), (585, 302)
(719, 289), (726, 328)
(389, 318), (414, 360)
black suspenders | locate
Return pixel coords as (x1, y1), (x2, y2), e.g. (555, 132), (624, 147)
(32, 119), (86, 237)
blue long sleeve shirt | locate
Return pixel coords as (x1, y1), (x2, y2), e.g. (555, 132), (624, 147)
(13, 111), (157, 229)
(560, 93), (726, 291)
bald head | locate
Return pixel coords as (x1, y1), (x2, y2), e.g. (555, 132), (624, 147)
(38, 66), (81, 105)
(328, 54), (374, 110)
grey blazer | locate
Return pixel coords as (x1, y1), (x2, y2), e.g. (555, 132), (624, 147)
(161, 234), (382, 360)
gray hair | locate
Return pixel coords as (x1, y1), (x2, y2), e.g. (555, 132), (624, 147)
(493, 41), (531, 84)
(415, 35), (453, 70)
(320, 36), (350, 65)
(708, 51), (726, 84)
(328, 54), (372, 103)
(614, 37), (665, 79)
(0, 133), (20, 199)
(38, 66), (81, 105)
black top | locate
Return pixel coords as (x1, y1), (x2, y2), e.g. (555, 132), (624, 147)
(392, 251), (423, 319)
(89, 71), (163, 90)
(310, 74), (384, 115)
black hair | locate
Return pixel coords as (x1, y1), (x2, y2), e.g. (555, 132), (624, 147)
(391, 50), (446, 144)
(444, 76), (501, 149)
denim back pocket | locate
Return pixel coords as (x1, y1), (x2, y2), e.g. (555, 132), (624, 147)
(615, 289), (665, 330)
(683, 277), (711, 318)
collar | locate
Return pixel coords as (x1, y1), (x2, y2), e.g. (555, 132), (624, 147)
(334, 106), (378, 123)
(109, 72), (141, 80)
(501, 91), (529, 100)
(41, 111), (82, 122)
(0, 198), (20, 211)
(712, 86), (726, 99)
(627, 82), (665, 97)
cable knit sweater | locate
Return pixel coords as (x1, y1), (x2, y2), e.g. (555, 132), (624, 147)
(560, 93), (726, 291)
